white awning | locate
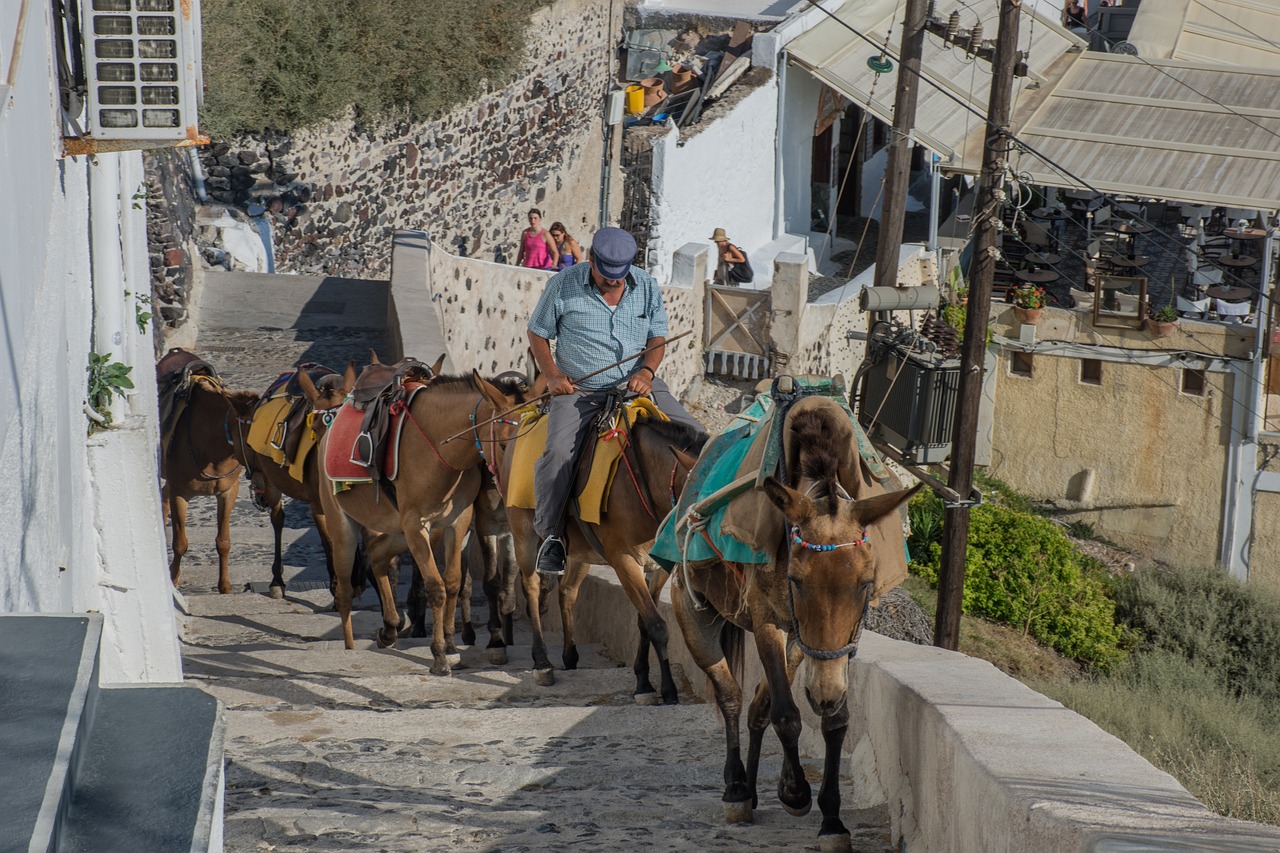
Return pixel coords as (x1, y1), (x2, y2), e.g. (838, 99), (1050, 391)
(787, 1), (1280, 208)
(1128, 0), (1280, 68)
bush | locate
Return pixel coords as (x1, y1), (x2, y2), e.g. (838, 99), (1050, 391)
(200, 0), (548, 135)
(910, 495), (1126, 672)
(1113, 563), (1280, 704)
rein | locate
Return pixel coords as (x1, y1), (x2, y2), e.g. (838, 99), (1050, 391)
(469, 398), (526, 500)
(394, 397), (465, 473)
(783, 523), (873, 661)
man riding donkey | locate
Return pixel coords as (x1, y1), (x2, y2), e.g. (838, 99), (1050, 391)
(527, 226), (704, 575)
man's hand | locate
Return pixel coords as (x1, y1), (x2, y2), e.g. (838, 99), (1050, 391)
(627, 368), (653, 397)
(548, 374), (576, 396)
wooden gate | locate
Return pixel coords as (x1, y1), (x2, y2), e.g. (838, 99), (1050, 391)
(704, 284), (771, 380)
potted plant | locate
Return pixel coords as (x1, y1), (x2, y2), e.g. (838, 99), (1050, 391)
(1011, 284), (1048, 324)
(1149, 303), (1178, 338)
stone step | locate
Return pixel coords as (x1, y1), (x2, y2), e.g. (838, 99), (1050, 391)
(220, 704), (894, 852)
(58, 685), (224, 853)
(0, 614), (101, 853)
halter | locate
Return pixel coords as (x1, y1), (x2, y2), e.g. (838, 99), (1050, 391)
(784, 522), (873, 661)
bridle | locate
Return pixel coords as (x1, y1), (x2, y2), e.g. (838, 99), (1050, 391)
(783, 511), (875, 661)
(470, 397), (535, 499)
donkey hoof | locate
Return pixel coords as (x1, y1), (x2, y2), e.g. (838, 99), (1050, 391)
(268, 585), (285, 600)
(819, 833), (853, 853)
(398, 611), (410, 632)
(724, 801), (754, 824)
(461, 624), (476, 645)
(430, 660), (453, 677)
(376, 628), (398, 649)
(486, 648), (508, 666)
(634, 690), (660, 707)
(782, 799), (813, 818)
(446, 652), (462, 666)
(533, 667), (556, 687)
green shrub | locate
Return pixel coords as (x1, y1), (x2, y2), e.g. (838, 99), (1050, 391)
(1113, 563), (1280, 704)
(201, 0), (548, 135)
(906, 489), (944, 565)
(911, 501), (1126, 671)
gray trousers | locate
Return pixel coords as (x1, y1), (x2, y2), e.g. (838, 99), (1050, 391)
(533, 377), (702, 538)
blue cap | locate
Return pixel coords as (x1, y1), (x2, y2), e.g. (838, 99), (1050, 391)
(591, 227), (638, 280)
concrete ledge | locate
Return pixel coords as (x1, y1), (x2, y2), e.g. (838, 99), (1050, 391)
(388, 229), (453, 371)
(553, 568), (1280, 852)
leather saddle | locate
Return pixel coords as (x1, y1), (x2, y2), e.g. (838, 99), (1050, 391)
(157, 348), (220, 457)
(349, 357), (436, 484)
(256, 363), (337, 464)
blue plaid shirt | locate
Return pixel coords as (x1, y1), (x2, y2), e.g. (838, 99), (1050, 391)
(527, 262), (669, 390)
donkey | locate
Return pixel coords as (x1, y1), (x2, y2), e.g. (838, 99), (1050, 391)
(157, 349), (260, 594)
(499, 408), (708, 702)
(315, 371), (524, 675)
(670, 402), (917, 852)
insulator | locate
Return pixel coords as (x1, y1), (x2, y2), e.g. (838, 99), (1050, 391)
(970, 22), (984, 45)
(926, 0), (938, 19)
(947, 11), (960, 39)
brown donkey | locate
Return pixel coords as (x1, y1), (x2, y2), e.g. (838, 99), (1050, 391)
(316, 371), (523, 675)
(499, 409), (708, 701)
(669, 401), (917, 852)
(157, 349), (260, 594)
(235, 363), (358, 598)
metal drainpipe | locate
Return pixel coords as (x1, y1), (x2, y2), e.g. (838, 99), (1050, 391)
(89, 153), (127, 425)
(772, 53), (788, 241)
(927, 152), (941, 253)
(187, 146), (207, 203)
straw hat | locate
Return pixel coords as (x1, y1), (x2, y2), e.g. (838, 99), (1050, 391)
(709, 227), (730, 243)
(639, 77), (668, 108)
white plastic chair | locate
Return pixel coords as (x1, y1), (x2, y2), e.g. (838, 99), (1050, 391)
(1176, 295), (1209, 319)
(1022, 220), (1052, 249)
(1192, 267), (1224, 289)
(1214, 298), (1252, 324)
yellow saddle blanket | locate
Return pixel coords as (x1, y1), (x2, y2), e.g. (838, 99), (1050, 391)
(506, 397), (668, 525)
(246, 395), (319, 483)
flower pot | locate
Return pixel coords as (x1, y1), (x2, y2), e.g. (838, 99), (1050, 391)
(1013, 306), (1043, 325)
(1149, 319), (1177, 338)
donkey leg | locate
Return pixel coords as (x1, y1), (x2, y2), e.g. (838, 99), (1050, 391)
(499, 534), (521, 647)
(168, 493), (189, 587)
(407, 557), (428, 638)
(513, 527), (555, 684)
(480, 533), (508, 665)
(435, 518), (468, 662)
(459, 533), (478, 647)
(214, 482), (238, 595)
(267, 492), (287, 599)
(816, 702), (853, 853)
(609, 551), (678, 705)
(367, 533), (407, 649)
(755, 625), (811, 816)
(404, 522), (452, 676)
(557, 558), (592, 672)
(328, 515), (360, 651)
(671, 584), (751, 822)
(631, 566), (674, 705)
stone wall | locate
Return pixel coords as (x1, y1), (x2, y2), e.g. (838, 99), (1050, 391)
(143, 149), (199, 337)
(199, 0), (622, 279)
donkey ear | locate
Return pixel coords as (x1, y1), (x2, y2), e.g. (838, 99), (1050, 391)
(295, 367), (320, 403)
(852, 484), (923, 526)
(430, 353), (446, 376)
(762, 476), (816, 527)
(670, 446), (699, 472)
(341, 361), (357, 395)
(528, 372), (549, 398)
(368, 349), (382, 365)
(472, 369), (510, 411)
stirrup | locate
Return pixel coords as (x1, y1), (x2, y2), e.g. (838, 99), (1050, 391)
(535, 536), (567, 576)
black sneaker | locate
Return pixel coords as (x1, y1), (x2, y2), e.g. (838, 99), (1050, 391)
(535, 536), (567, 576)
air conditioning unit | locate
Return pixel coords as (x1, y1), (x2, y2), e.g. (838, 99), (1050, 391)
(81, 0), (201, 140)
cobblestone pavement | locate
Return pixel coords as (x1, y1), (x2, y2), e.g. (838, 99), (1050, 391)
(173, 270), (895, 852)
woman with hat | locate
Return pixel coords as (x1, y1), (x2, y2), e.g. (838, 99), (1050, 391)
(710, 228), (747, 285)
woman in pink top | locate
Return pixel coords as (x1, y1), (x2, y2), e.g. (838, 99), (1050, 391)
(516, 208), (559, 270)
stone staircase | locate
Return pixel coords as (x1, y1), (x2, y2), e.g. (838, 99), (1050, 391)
(0, 613), (224, 853)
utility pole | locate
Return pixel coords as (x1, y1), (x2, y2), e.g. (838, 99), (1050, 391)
(934, 0), (1023, 650)
(871, 0), (929, 294)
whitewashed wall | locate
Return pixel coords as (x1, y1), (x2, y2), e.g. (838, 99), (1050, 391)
(647, 79), (780, 287)
(417, 239), (705, 400)
(778, 67), (825, 239)
(0, 5), (180, 683)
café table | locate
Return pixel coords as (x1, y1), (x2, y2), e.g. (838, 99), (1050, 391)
(1224, 227), (1266, 242)
(1015, 269), (1060, 284)
(1031, 206), (1067, 237)
(1206, 285), (1254, 302)
(1025, 252), (1061, 268)
(1108, 254), (1149, 270)
(1214, 255), (1258, 270)
(1111, 220), (1154, 236)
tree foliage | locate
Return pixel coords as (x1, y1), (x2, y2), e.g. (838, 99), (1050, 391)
(200, 0), (548, 135)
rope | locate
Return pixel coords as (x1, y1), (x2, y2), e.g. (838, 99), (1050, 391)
(394, 399), (465, 473)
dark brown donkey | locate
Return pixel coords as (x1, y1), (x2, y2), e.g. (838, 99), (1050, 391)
(315, 372), (523, 675)
(499, 408), (708, 702)
(235, 363), (357, 598)
(670, 402), (917, 852)
(157, 348), (260, 594)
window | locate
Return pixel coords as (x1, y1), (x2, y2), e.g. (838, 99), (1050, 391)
(1011, 352), (1033, 376)
(1080, 359), (1102, 385)
(1182, 368), (1206, 396)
